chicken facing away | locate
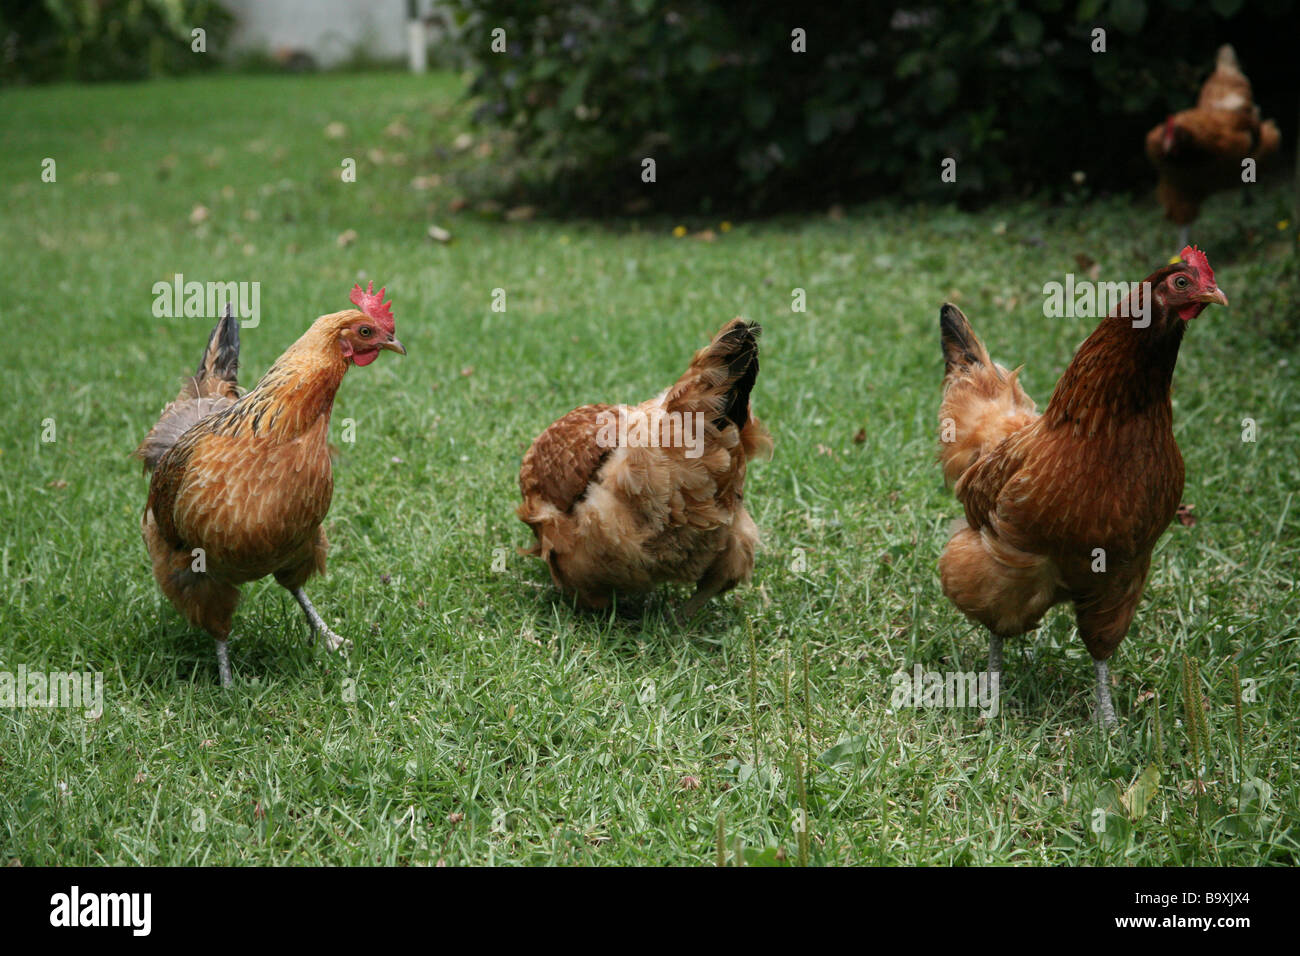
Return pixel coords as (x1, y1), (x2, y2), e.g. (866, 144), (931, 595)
(135, 285), (405, 686)
(1146, 45), (1281, 249)
(518, 319), (772, 622)
(937, 248), (1228, 726)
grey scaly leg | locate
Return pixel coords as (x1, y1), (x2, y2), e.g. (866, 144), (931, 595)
(291, 587), (351, 653)
(1094, 658), (1118, 729)
(215, 639), (233, 688)
(987, 633), (1003, 683)
(1176, 225), (1189, 251)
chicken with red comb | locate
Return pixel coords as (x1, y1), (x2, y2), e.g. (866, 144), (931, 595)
(936, 248), (1226, 726)
(135, 285), (405, 686)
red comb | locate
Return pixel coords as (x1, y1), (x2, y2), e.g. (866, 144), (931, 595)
(349, 281), (395, 334)
(1179, 245), (1215, 286)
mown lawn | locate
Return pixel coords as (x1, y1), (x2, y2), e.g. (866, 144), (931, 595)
(0, 72), (1296, 865)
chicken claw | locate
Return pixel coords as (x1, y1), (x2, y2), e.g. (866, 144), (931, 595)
(291, 588), (352, 654)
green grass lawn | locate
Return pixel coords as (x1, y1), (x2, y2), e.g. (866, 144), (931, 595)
(1, 72), (1296, 865)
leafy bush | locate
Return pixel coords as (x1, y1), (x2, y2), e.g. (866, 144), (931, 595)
(454, 0), (1298, 212)
(1, 0), (233, 84)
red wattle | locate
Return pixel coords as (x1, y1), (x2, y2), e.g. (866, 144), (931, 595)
(352, 349), (380, 366)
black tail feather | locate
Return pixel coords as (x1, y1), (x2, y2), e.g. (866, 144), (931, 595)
(197, 304), (240, 387)
(940, 303), (986, 375)
(717, 321), (760, 431)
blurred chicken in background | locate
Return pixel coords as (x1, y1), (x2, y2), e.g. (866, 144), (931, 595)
(1146, 45), (1281, 249)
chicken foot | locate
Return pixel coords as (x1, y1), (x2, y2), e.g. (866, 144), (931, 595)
(291, 588), (351, 653)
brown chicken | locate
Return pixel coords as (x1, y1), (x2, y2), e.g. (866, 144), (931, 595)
(518, 319), (772, 621)
(937, 248), (1228, 725)
(1146, 45), (1281, 247)
(135, 284), (405, 686)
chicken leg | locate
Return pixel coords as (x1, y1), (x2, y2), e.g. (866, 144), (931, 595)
(676, 581), (729, 626)
(291, 588), (351, 653)
(1094, 659), (1118, 729)
(215, 638), (233, 688)
(987, 633), (1003, 683)
(675, 510), (761, 626)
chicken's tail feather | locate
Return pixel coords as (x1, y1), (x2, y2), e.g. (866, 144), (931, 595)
(938, 303), (1037, 487)
(134, 307), (242, 472)
(941, 302), (991, 378)
(193, 304), (240, 397)
(665, 319), (761, 432)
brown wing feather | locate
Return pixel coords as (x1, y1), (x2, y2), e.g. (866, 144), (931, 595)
(148, 419), (334, 578)
(146, 439), (197, 549)
(954, 426), (1032, 533)
(519, 404), (618, 514)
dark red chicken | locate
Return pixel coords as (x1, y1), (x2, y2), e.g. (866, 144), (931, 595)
(937, 249), (1228, 725)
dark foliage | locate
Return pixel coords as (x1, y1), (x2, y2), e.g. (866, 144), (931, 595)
(0, 0), (233, 84)
(455, 0), (1298, 213)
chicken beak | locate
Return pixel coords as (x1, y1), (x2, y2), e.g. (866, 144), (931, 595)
(1196, 288), (1229, 308)
(382, 335), (407, 355)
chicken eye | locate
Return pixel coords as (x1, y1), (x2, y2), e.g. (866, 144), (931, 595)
(358, 326), (373, 338)
(1174, 276), (1189, 290)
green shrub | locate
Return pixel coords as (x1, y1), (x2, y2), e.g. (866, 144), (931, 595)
(454, 0), (1297, 212)
(1, 0), (233, 84)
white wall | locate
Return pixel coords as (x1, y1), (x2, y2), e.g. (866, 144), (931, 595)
(223, 0), (416, 68)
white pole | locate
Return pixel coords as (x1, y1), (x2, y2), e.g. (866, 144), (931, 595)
(406, 1), (427, 74)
